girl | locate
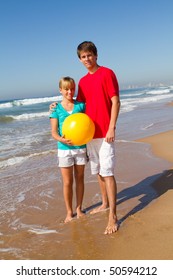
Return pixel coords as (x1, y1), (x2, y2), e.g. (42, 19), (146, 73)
(50, 77), (87, 223)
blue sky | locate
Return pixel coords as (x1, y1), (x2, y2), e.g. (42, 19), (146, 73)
(0, 0), (173, 100)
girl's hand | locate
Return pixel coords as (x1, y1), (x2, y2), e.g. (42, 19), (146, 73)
(60, 135), (73, 146)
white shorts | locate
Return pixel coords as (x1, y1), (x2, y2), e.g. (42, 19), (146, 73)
(57, 152), (87, 167)
(87, 138), (116, 177)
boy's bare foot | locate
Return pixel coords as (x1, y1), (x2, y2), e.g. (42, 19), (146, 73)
(104, 216), (118, 235)
(90, 205), (109, 214)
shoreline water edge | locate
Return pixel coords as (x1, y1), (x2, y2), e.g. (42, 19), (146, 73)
(0, 86), (173, 260)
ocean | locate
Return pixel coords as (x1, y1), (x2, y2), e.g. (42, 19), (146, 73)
(0, 85), (173, 259)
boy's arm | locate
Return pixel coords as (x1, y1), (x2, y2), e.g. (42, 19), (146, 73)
(105, 95), (120, 143)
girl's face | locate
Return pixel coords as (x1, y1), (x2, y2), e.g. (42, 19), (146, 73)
(59, 83), (75, 101)
(79, 51), (97, 71)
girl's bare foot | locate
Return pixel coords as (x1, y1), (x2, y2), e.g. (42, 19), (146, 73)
(104, 215), (118, 235)
(76, 208), (85, 219)
(64, 213), (73, 223)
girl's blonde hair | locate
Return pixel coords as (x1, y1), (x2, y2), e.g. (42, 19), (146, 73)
(59, 76), (75, 89)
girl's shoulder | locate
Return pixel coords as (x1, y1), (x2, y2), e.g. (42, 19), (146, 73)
(74, 100), (85, 112)
(54, 102), (63, 111)
(49, 102), (61, 118)
(74, 100), (85, 105)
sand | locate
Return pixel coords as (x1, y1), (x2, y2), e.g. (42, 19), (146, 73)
(108, 129), (173, 259)
(0, 130), (173, 260)
(30, 129), (173, 260)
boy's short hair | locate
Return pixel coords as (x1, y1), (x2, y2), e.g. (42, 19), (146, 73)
(59, 76), (75, 89)
(77, 41), (98, 58)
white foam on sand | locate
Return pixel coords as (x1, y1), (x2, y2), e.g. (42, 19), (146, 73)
(28, 228), (57, 235)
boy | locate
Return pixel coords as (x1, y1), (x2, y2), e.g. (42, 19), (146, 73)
(76, 41), (120, 234)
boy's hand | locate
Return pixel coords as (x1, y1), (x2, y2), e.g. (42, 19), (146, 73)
(49, 102), (57, 113)
(105, 128), (115, 143)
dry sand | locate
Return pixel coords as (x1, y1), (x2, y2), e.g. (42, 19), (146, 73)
(109, 129), (173, 259)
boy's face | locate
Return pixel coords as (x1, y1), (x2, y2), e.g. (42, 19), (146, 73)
(79, 51), (97, 70)
(59, 83), (75, 100)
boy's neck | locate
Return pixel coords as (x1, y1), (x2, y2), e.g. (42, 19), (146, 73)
(88, 64), (100, 74)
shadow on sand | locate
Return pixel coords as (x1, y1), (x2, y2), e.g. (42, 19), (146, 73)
(83, 169), (173, 225)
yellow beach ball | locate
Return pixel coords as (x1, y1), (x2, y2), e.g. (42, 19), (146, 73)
(62, 113), (95, 145)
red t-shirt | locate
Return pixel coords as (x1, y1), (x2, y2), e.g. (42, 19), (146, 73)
(77, 66), (119, 138)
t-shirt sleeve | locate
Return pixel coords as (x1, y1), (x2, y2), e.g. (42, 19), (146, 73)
(106, 69), (119, 98)
(82, 102), (86, 112)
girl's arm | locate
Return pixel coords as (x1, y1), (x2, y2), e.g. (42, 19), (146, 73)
(50, 118), (73, 145)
